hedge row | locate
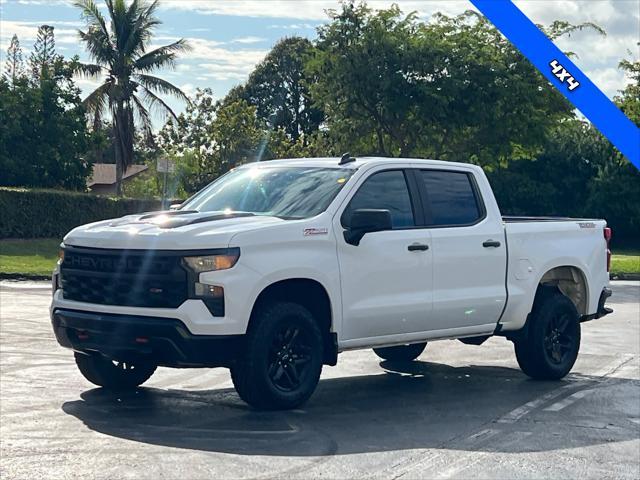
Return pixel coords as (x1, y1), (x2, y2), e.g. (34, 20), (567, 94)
(0, 188), (163, 239)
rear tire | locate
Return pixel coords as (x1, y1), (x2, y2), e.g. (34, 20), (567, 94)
(373, 342), (427, 362)
(74, 352), (156, 390)
(230, 301), (324, 410)
(514, 291), (580, 380)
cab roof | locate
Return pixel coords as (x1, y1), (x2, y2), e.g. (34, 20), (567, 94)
(239, 156), (478, 171)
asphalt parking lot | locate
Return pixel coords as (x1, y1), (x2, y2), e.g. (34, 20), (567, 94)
(1, 281), (638, 479)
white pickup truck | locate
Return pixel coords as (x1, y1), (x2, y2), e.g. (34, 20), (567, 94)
(51, 156), (613, 409)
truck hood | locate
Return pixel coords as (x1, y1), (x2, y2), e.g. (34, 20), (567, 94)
(64, 211), (286, 250)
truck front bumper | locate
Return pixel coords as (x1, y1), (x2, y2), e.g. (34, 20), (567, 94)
(51, 308), (244, 367)
(581, 287), (613, 323)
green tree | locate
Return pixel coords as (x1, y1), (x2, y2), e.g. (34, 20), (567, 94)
(234, 37), (323, 144)
(29, 25), (58, 81)
(585, 58), (640, 247)
(157, 90), (262, 191)
(156, 88), (218, 191)
(210, 98), (261, 177)
(307, 4), (573, 164)
(488, 120), (606, 216)
(74, 0), (190, 195)
(0, 56), (91, 189)
(3, 35), (25, 86)
(490, 58), (640, 246)
(616, 58), (640, 125)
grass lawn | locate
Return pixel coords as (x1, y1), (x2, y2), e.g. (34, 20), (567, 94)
(611, 250), (640, 275)
(0, 238), (638, 278)
(0, 238), (61, 277)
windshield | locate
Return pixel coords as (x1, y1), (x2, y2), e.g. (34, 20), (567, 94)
(181, 166), (354, 219)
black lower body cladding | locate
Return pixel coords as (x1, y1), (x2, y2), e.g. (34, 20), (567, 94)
(52, 309), (243, 368)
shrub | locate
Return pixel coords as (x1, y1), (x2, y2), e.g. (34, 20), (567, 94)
(0, 188), (162, 239)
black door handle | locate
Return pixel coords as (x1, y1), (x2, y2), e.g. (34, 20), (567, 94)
(408, 244), (429, 251)
(483, 240), (501, 248)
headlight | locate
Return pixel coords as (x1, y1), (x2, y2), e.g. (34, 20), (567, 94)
(182, 249), (240, 273)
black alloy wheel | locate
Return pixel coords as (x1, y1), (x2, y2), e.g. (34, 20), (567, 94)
(267, 323), (314, 393)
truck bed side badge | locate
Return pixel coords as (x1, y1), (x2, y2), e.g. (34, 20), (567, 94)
(304, 228), (328, 236)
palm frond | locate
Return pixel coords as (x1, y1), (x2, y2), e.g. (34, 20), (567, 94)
(131, 94), (153, 139)
(72, 62), (104, 79)
(133, 81), (179, 122)
(78, 28), (114, 66)
(74, 0), (110, 40)
(123, 0), (161, 57)
(82, 82), (112, 130)
(135, 73), (190, 104)
(107, 0), (128, 51)
(133, 39), (190, 72)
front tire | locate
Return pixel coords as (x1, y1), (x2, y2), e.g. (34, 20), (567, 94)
(74, 352), (156, 390)
(231, 302), (324, 410)
(514, 291), (580, 380)
(373, 342), (427, 362)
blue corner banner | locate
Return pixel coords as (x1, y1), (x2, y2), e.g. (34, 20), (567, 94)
(470, 0), (640, 170)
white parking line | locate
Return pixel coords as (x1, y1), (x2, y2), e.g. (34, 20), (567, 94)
(544, 388), (596, 412)
(498, 354), (635, 423)
(496, 385), (575, 423)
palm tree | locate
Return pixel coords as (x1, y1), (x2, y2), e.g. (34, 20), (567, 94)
(74, 0), (190, 195)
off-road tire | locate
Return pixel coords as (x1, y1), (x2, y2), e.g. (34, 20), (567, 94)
(373, 342), (427, 362)
(515, 292), (581, 380)
(74, 352), (156, 389)
(230, 302), (324, 410)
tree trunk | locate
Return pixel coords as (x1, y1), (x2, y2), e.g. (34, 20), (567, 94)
(113, 111), (124, 197)
(115, 145), (123, 196)
(113, 101), (133, 197)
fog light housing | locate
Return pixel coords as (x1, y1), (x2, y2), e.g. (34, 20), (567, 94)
(194, 283), (224, 298)
(52, 271), (60, 295)
(194, 282), (225, 316)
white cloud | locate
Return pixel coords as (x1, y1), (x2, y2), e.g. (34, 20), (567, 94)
(75, 76), (103, 95)
(231, 36), (266, 44)
(513, 0), (639, 97)
(267, 23), (318, 30)
(14, 0), (70, 4)
(180, 82), (197, 97)
(160, 0), (336, 20)
(175, 37), (268, 81)
(160, 0), (475, 20)
(3, 0), (636, 101)
(0, 20), (78, 51)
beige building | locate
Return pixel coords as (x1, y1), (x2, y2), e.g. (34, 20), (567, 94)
(87, 164), (148, 194)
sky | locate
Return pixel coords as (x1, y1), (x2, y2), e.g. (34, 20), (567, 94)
(1, 0), (638, 124)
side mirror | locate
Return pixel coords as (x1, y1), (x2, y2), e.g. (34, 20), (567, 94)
(169, 203), (182, 211)
(343, 209), (392, 246)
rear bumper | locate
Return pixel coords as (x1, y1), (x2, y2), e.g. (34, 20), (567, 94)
(51, 308), (244, 367)
(581, 287), (613, 323)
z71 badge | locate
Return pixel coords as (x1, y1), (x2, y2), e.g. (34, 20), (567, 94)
(303, 228), (329, 236)
(578, 222), (596, 228)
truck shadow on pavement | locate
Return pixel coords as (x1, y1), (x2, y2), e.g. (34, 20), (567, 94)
(61, 361), (639, 457)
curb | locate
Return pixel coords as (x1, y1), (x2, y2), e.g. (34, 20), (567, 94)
(610, 273), (640, 281)
(0, 273), (51, 281)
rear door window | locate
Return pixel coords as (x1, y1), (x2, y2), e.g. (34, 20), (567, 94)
(418, 170), (482, 226)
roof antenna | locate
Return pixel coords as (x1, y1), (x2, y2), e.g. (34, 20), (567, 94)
(339, 152), (356, 165)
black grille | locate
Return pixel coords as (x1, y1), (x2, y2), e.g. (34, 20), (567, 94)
(60, 247), (188, 308)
